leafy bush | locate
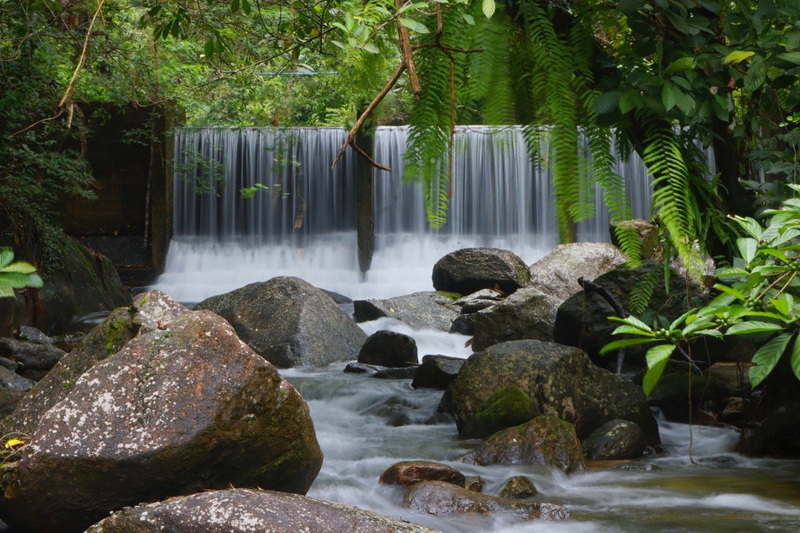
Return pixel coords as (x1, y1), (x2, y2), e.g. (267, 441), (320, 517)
(603, 184), (800, 394)
(0, 248), (43, 298)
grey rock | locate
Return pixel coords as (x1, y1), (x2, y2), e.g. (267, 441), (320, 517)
(354, 292), (460, 331)
(528, 242), (626, 302)
(196, 276), (366, 368)
(87, 488), (436, 533)
(404, 480), (568, 520)
(0, 366), (34, 392)
(471, 287), (561, 351)
(0, 310), (322, 533)
(432, 248), (530, 296)
(0, 337), (66, 370)
(500, 476), (538, 499)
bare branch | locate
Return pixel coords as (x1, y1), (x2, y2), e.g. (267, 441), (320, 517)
(58, 0), (107, 108)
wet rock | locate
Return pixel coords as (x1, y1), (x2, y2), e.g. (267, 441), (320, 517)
(449, 314), (475, 335)
(354, 292), (460, 331)
(87, 488), (436, 533)
(500, 476), (538, 499)
(465, 476), (485, 492)
(412, 355), (465, 390)
(528, 242), (626, 303)
(372, 367), (418, 380)
(432, 248), (530, 296)
(471, 288), (561, 350)
(462, 415), (586, 473)
(404, 480), (568, 520)
(738, 398), (800, 458)
(380, 461), (466, 487)
(553, 261), (709, 368)
(461, 385), (540, 439)
(0, 388), (26, 417)
(196, 276), (366, 368)
(450, 340), (660, 445)
(358, 330), (419, 368)
(0, 366), (34, 392)
(1, 291), (188, 436)
(581, 419), (647, 460)
(15, 326), (53, 344)
(455, 289), (505, 314)
(0, 310), (322, 533)
(0, 337), (66, 371)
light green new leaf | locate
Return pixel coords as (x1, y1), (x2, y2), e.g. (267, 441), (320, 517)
(1, 261), (37, 274)
(611, 324), (657, 336)
(750, 333), (793, 388)
(482, 0), (496, 18)
(0, 249), (12, 269)
(608, 314), (653, 332)
(731, 216), (764, 240)
(667, 57), (696, 73)
(723, 50), (755, 64)
(736, 237), (758, 265)
(643, 344), (676, 395)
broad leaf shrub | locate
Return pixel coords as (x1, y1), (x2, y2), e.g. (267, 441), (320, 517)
(603, 184), (800, 395)
(0, 248), (43, 298)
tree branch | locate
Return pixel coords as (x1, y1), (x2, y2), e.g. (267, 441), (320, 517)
(394, 0), (421, 98)
(58, 0), (106, 108)
(331, 62), (406, 170)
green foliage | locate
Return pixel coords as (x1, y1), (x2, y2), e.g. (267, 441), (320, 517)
(603, 184), (800, 393)
(0, 248), (43, 298)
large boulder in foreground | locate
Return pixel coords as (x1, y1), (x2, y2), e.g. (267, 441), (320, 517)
(528, 242), (626, 303)
(196, 276), (366, 367)
(471, 288), (561, 351)
(432, 248), (530, 296)
(1, 290), (188, 436)
(0, 310), (322, 533)
(87, 488), (436, 533)
(449, 340), (659, 446)
(354, 292), (460, 331)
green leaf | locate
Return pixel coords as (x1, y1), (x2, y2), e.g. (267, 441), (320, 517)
(204, 38), (215, 58)
(737, 237), (759, 265)
(776, 52), (800, 66)
(745, 56), (767, 92)
(0, 249), (12, 269)
(667, 57), (696, 73)
(399, 18), (429, 34)
(608, 314), (653, 332)
(791, 336), (800, 382)
(770, 294), (792, 317)
(643, 344), (676, 395)
(662, 82), (678, 111)
(724, 50), (756, 64)
(619, 91), (637, 114)
(482, 0), (496, 18)
(593, 91), (622, 114)
(599, 337), (658, 355)
(726, 321), (784, 335)
(750, 333), (792, 388)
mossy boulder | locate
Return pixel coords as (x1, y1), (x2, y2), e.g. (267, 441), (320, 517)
(461, 385), (540, 439)
(462, 415), (586, 473)
(379, 461), (466, 487)
(449, 340), (659, 446)
(0, 309), (322, 532)
(581, 419), (647, 460)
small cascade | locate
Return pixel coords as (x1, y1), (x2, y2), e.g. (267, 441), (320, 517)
(156, 125), (654, 302)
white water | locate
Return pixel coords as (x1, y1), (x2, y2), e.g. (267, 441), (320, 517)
(282, 321), (800, 533)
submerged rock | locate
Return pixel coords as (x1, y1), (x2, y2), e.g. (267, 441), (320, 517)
(196, 276), (366, 368)
(404, 480), (568, 520)
(462, 415), (586, 473)
(87, 488), (436, 533)
(432, 248), (530, 296)
(0, 310), (322, 533)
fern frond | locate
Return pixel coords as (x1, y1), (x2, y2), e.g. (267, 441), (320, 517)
(628, 264), (661, 315)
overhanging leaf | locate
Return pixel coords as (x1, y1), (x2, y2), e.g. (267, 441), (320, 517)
(599, 337), (659, 355)
(726, 321), (784, 335)
(482, 0), (496, 18)
(750, 333), (792, 388)
(643, 344), (676, 395)
(399, 18), (429, 34)
(724, 50), (755, 64)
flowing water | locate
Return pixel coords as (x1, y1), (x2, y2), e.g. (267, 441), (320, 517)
(152, 126), (800, 531)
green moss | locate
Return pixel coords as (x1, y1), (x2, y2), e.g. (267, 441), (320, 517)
(462, 385), (540, 439)
(138, 297), (148, 307)
(436, 291), (463, 300)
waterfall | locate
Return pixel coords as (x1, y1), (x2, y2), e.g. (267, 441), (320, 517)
(155, 126), (653, 302)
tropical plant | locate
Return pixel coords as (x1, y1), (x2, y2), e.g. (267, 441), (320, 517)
(601, 184), (800, 395)
(0, 248), (43, 298)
